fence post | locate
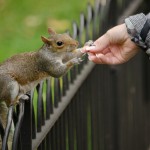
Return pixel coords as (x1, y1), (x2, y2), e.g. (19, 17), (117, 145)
(20, 98), (32, 150)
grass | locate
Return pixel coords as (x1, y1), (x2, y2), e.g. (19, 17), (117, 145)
(0, 0), (93, 62)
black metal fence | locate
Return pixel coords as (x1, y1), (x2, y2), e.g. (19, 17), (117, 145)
(1, 0), (150, 150)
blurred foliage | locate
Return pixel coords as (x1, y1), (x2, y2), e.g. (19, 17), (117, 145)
(0, 0), (93, 62)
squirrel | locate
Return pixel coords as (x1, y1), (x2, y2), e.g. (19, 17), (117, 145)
(0, 28), (88, 106)
(0, 28), (93, 149)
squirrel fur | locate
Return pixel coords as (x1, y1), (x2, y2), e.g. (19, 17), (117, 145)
(0, 28), (84, 106)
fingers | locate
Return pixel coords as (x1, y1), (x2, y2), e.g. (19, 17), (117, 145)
(81, 33), (110, 53)
(88, 53), (110, 64)
(88, 52), (119, 65)
(87, 52), (107, 64)
(88, 53), (104, 64)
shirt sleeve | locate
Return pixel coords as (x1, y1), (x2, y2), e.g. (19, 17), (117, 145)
(125, 13), (150, 55)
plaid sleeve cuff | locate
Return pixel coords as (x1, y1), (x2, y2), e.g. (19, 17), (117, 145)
(125, 13), (150, 52)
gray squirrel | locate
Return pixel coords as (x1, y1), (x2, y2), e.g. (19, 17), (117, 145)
(0, 28), (87, 106)
(0, 28), (93, 149)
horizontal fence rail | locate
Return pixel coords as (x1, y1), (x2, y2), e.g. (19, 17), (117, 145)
(0, 0), (150, 150)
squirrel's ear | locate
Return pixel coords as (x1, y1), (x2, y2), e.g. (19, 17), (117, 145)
(41, 36), (52, 44)
(48, 28), (56, 35)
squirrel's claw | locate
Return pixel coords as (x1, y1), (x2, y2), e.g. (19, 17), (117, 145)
(70, 57), (83, 65)
(84, 40), (95, 47)
(20, 94), (30, 101)
(10, 94), (30, 106)
(82, 53), (86, 57)
(78, 57), (84, 62)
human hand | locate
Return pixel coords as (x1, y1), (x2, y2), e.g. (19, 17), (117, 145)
(81, 24), (140, 65)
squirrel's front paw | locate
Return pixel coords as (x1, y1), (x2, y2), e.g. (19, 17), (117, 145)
(67, 57), (83, 68)
(71, 57), (83, 65)
(19, 94), (30, 101)
(10, 94), (30, 106)
(84, 40), (95, 47)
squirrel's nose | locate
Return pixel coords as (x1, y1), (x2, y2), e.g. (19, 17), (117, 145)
(74, 41), (79, 46)
(71, 40), (79, 47)
(76, 41), (79, 46)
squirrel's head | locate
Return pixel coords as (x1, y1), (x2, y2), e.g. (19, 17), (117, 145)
(41, 28), (79, 52)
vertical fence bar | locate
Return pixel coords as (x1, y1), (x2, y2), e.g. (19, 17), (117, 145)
(20, 98), (32, 150)
(58, 78), (62, 102)
(59, 113), (66, 150)
(32, 104), (36, 139)
(56, 120), (61, 150)
(90, 67), (99, 150)
(62, 74), (69, 96)
(74, 95), (79, 150)
(78, 13), (85, 72)
(54, 78), (61, 108)
(49, 78), (54, 114)
(67, 101), (75, 150)
(80, 83), (88, 150)
(0, 119), (5, 143)
(30, 89), (36, 140)
(46, 79), (51, 120)
(70, 68), (75, 84)
(46, 131), (51, 150)
(50, 126), (56, 150)
(36, 81), (45, 132)
(108, 0), (118, 26)
(87, 3), (93, 39)
(73, 22), (81, 74)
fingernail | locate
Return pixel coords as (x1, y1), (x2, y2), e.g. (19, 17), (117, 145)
(86, 46), (96, 51)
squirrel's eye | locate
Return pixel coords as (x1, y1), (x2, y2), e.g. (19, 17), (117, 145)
(56, 41), (63, 46)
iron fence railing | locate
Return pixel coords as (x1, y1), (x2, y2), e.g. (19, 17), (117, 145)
(1, 0), (150, 150)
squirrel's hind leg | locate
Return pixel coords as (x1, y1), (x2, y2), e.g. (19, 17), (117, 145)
(0, 101), (14, 150)
(0, 75), (20, 106)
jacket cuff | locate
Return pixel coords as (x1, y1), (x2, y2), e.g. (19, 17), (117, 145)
(125, 13), (150, 53)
